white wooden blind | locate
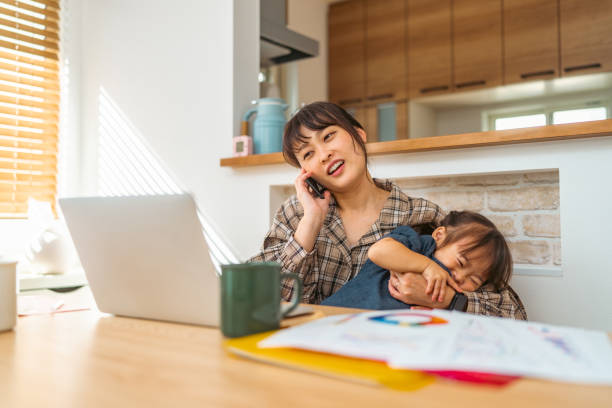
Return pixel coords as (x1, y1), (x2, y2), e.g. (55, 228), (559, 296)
(0, 0), (59, 218)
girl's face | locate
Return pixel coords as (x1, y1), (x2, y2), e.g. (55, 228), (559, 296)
(432, 227), (490, 292)
(294, 125), (367, 192)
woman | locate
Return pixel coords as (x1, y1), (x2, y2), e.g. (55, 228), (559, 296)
(249, 102), (526, 319)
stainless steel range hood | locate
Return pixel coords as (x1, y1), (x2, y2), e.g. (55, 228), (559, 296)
(260, 0), (319, 66)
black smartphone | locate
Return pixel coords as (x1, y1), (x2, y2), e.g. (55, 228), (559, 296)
(305, 177), (327, 199)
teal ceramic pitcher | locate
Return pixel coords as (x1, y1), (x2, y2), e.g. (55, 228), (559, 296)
(243, 98), (288, 154)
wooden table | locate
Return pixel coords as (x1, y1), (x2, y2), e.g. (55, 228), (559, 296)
(0, 303), (610, 408)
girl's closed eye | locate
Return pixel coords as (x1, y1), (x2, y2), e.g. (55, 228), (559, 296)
(323, 131), (336, 141)
(303, 150), (312, 160)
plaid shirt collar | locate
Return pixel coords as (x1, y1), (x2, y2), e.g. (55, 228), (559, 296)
(323, 178), (400, 251)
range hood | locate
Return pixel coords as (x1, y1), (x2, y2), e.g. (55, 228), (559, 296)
(260, 0), (319, 66)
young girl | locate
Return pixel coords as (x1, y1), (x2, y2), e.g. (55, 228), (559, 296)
(249, 101), (526, 319)
(321, 211), (513, 311)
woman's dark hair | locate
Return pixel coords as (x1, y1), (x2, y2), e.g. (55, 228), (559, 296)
(282, 101), (367, 168)
(438, 211), (513, 291)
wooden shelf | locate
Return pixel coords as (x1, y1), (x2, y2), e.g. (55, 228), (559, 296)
(220, 119), (612, 168)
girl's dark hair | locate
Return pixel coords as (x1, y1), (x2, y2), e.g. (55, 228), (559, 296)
(438, 211), (513, 291)
(282, 101), (367, 168)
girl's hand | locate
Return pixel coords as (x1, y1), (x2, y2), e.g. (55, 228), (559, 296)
(294, 169), (331, 224)
(422, 262), (463, 302)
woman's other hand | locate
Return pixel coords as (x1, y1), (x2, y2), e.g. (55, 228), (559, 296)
(388, 271), (455, 309)
(422, 262), (463, 302)
(293, 169), (331, 251)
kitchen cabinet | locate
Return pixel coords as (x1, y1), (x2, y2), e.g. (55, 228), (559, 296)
(407, 0), (452, 98)
(347, 102), (408, 144)
(560, 0), (612, 77)
(452, 0), (503, 91)
(365, 0), (406, 102)
(328, 0), (365, 106)
(504, 0), (559, 84)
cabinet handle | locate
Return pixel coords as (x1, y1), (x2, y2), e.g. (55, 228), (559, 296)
(455, 80), (486, 89)
(520, 70), (555, 79)
(367, 93), (394, 101)
(338, 98), (362, 105)
(420, 85), (449, 94)
(564, 63), (601, 73)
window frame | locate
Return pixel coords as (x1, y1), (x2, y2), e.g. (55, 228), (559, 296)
(486, 99), (612, 131)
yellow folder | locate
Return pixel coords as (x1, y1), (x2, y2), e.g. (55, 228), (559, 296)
(224, 331), (434, 391)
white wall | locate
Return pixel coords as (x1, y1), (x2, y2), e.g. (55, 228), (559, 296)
(76, 0), (262, 259)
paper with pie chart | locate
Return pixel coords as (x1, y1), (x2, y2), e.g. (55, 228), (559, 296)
(258, 310), (612, 385)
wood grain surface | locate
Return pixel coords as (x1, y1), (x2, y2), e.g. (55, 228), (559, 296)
(0, 304), (610, 408)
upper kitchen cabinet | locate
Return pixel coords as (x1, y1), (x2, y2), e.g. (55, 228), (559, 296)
(560, 0), (612, 77)
(329, 0), (365, 106)
(504, 0), (559, 84)
(407, 0), (452, 98)
(452, 0), (503, 91)
(365, 0), (406, 102)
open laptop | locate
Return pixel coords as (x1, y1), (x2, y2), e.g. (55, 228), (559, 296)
(59, 194), (219, 327)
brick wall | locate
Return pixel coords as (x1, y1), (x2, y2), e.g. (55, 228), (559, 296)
(395, 171), (561, 268)
(275, 170), (561, 269)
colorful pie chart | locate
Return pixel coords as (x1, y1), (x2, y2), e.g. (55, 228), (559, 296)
(368, 312), (448, 327)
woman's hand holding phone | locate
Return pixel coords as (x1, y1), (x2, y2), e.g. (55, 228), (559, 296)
(293, 169), (331, 251)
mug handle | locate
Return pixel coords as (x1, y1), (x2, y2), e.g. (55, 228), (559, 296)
(280, 272), (303, 318)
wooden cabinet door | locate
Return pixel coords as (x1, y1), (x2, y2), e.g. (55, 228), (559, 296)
(504, 0), (559, 84)
(328, 0), (365, 106)
(452, 0), (503, 91)
(407, 0), (452, 98)
(365, 0), (406, 102)
(560, 0), (612, 77)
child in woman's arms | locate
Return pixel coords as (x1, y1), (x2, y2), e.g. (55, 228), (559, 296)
(321, 211), (513, 311)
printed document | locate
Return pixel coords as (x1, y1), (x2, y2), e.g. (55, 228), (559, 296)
(259, 310), (612, 385)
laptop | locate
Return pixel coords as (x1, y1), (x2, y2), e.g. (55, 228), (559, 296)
(59, 194), (219, 327)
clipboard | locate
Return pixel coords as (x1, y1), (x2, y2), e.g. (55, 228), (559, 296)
(224, 330), (435, 391)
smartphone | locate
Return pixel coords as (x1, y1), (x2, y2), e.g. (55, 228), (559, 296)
(305, 177), (327, 199)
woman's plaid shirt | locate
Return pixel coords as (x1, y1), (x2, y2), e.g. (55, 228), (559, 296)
(249, 179), (527, 320)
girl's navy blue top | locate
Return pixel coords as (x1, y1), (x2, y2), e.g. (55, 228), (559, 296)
(321, 225), (450, 309)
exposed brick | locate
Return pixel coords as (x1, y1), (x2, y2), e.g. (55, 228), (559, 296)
(488, 187), (559, 211)
(424, 191), (484, 212)
(281, 185), (296, 198)
(523, 214), (561, 237)
(524, 171), (559, 184)
(455, 173), (521, 186)
(395, 177), (452, 190)
(508, 240), (551, 265)
(553, 241), (562, 265)
(487, 215), (517, 237)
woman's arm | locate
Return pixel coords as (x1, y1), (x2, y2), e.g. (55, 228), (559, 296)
(247, 197), (320, 303)
(248, 170), (331, 303)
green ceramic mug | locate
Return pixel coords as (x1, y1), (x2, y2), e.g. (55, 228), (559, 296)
(220, 262), (303, 338)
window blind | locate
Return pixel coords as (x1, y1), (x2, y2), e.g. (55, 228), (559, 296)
(0, 0), (59, 218)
